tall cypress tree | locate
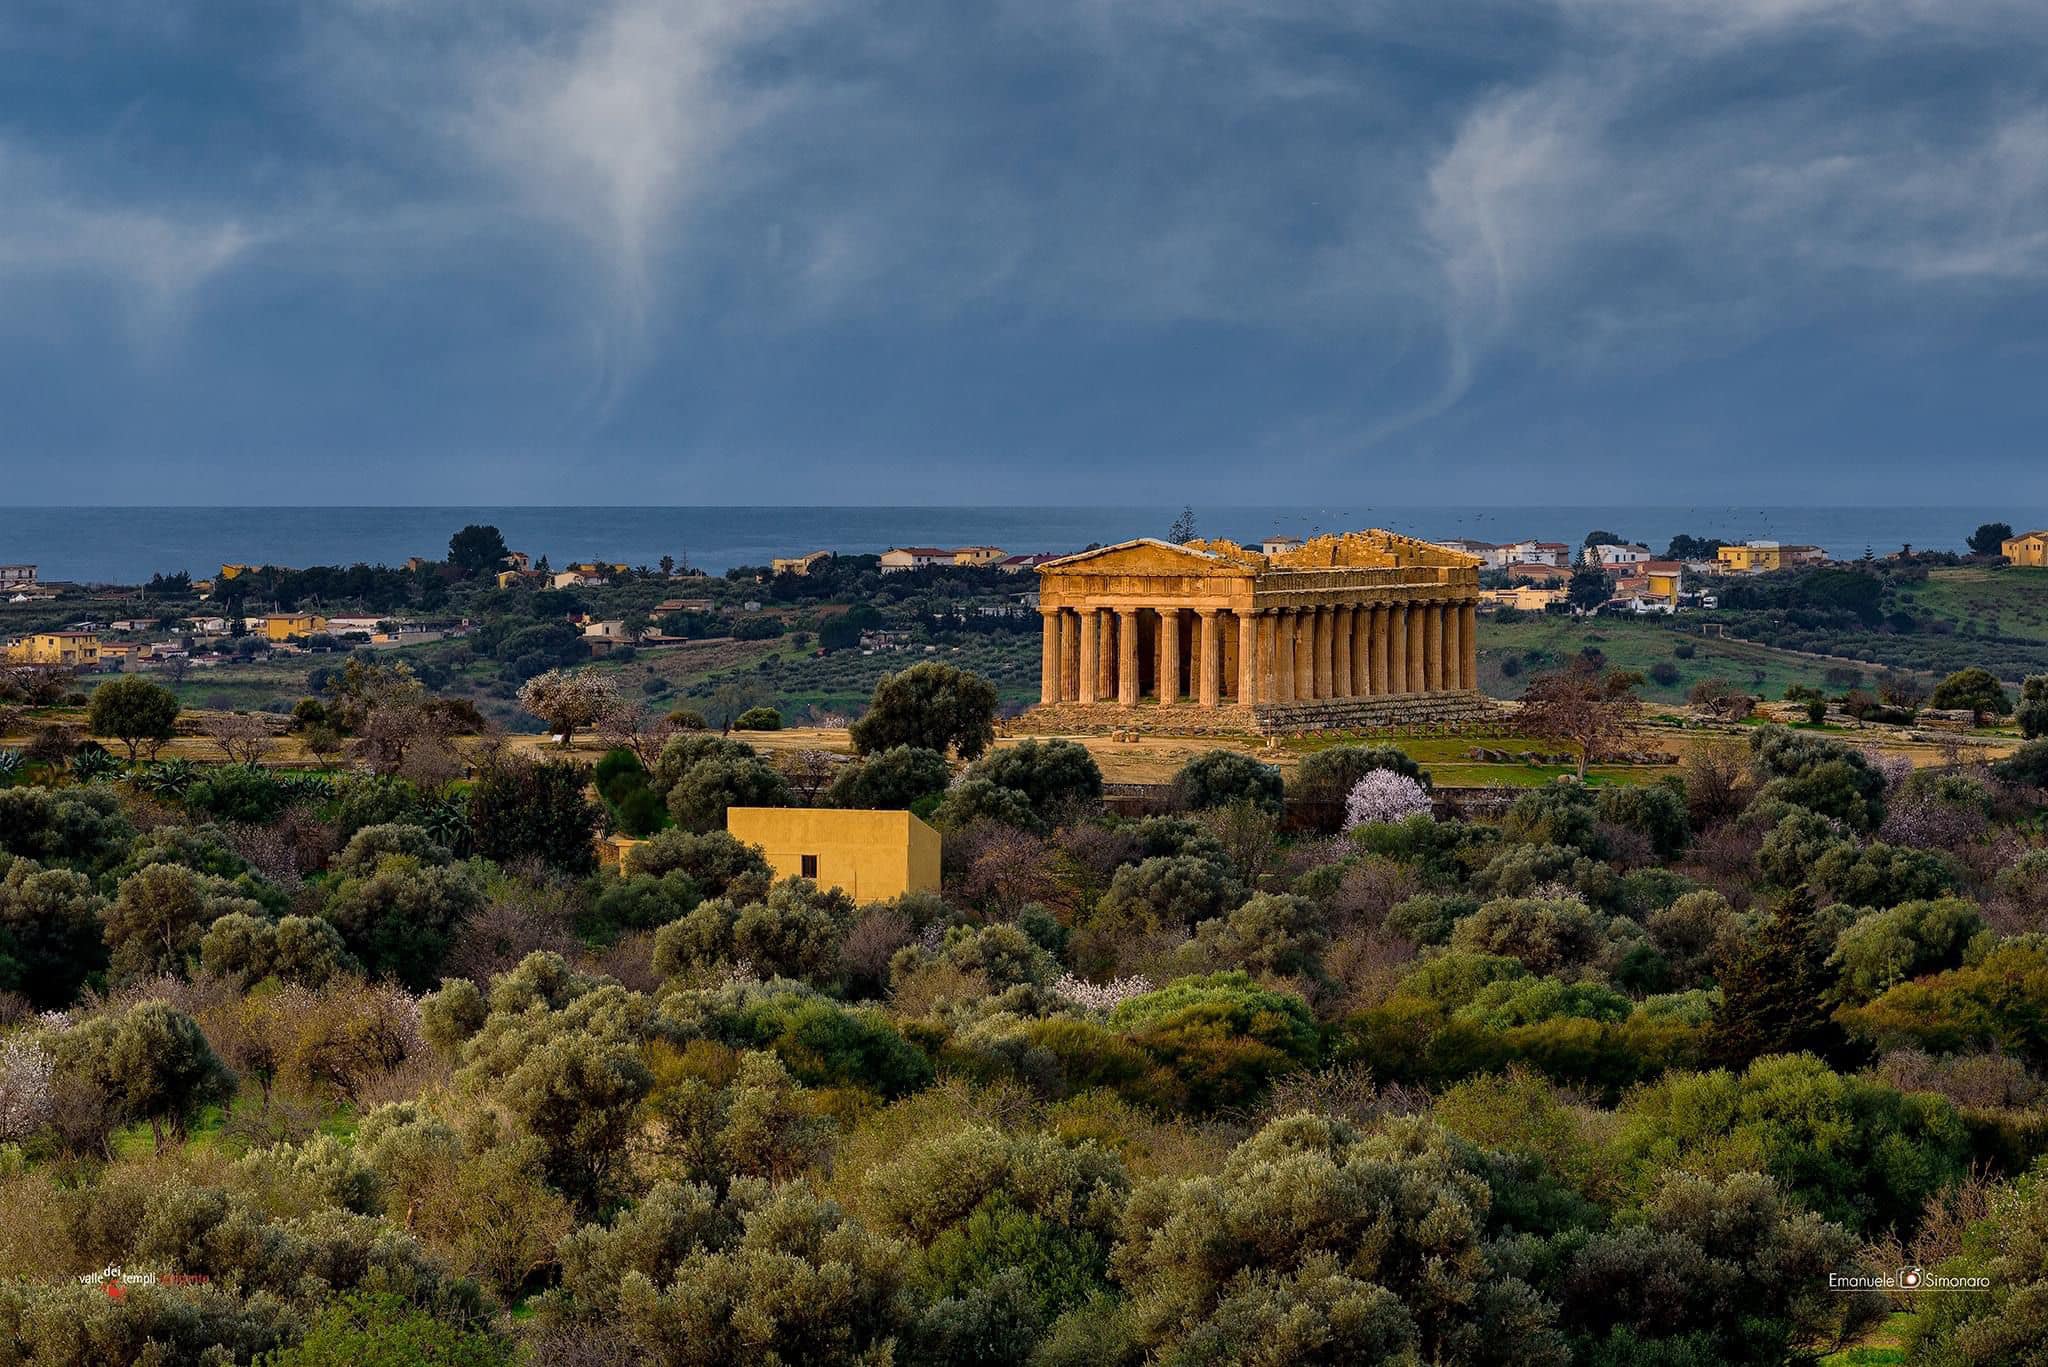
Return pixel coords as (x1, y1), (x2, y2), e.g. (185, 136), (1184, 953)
(1709, 896), (1855, 1069)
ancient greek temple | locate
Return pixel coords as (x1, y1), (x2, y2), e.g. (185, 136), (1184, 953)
(1029, 530), (1489, 733)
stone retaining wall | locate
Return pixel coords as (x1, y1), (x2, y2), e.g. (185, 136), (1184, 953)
(1011, 690), (1503, 738)
(1248, 690), (1501, 735)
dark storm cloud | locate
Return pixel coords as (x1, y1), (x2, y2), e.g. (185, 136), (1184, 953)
(3, 0), (2046, 501)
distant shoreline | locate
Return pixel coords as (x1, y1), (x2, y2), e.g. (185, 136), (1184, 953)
(3, 504), (2034, 584)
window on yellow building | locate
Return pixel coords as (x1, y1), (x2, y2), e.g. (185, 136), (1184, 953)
(801, 854), (819, 879)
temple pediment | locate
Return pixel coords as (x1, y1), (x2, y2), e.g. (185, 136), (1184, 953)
(1037, 538), (1258, 578)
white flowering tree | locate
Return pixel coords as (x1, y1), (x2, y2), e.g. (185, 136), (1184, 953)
(518, 668), (622, 747)
(1343, 770), (1433, 831)
(0, 1038), (53, 1143)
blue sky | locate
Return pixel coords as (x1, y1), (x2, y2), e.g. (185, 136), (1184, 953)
(4, 0), (2047, 504)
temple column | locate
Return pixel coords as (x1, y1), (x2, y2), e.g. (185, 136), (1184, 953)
(1407, 601), (1427, 692)
(1097, 610), (1116, 700)
(1312, 606), (1335, 699)
(1424, 602), (1444, 692)
(1258, 611), (1279, 702)
(1077, 610), (1099, 704)
(1060, 610), (1080, 701)
(1236, 610), (1258, 705)
(1371, 605), (1390, 694)
(1158, 607), (1182, 703)
(1388, 604), (1408, 694)
(1040, 618), (1056, 713)
(1352, 605), (1372, 696)
(1442, 602), (1460, 694)
(1196, 609), (1222, 708)
(1118, 608), (1140, 707)
(1274, 611), (1296, 703)
(1461, 601), (1479, 690)
(1292, 609), (1314, 701)
(1333, 606), (1354, 699)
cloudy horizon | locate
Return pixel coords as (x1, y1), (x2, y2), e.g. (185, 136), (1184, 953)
(5, 0), (2047, 503)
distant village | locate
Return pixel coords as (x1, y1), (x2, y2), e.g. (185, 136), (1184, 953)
(5, 521), (2045, 675)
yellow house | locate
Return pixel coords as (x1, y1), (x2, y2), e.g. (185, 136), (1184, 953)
(1714, 541), (1825, 573)
(725, 807), (941, 902)
(771, 550), (834, 576)
(2002, 531), (2048, 568)
(1484, 586), (1565, 612)
(218, 563), (256, 580)
(263, 613), (328, 641)
(1644, 561), (1683, 600)
(5, 631), (101, 667)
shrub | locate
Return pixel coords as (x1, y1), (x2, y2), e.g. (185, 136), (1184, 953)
(623, 827), (769, 892)
(1450, 897), (1614, 979)
(1838, 940), (2048, 1066)
(1595, 781), (1690, 859)
(1170, 750), (1283, 814)
(1929, 666), (2010, 723)
(733, 706), (782, 731)
(468, 758), (601, 875)
(1993, 738), (2048, 788)
(1829, 898), (1982, 1000)
(0, 857), (107, 1007)
(2018, 675), (2048, 740)
(652, 880), (856, 985)
(1295, 745), (1427, 804)
(1111, 1114), (1565, 1364)
(1612, 1053), (1971, 1234)
(324, 855), (485, 990)
(966, 738), (1104, 817)
(104, 863), (265, 984)
(1108, 972), (1318, 1110)
(1090, 855), (1239, 937)
(1749, 726), (1886, 831)
(665, 754), (791, 833)
(826, 745), (951, 810)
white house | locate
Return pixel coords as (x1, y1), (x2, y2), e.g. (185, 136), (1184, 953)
(1499, 540), (1572, 568)
(1433, 539), (1504, 567)
(1585, 543), (1654, 570)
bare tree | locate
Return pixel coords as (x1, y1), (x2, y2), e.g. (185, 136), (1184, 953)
(595, 694), (682, 768)
(1518, 662), (1646, 780)
(777, 748), (842, 805)
(203, 711), (274, 765)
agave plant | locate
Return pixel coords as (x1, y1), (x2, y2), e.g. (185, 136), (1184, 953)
(135, 758), (200, 798)
(68, 745), (123, 782)
(418, 799), (473, 856)
(0, 750), (22, 785)
(278, 770), (333, 801)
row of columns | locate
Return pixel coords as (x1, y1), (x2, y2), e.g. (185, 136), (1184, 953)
(1039, 599), (1478, 707)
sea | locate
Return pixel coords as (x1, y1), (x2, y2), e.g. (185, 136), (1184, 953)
(1, 506), (2038, 586)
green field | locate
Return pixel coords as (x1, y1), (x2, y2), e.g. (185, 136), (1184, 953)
(1477, 614), (1848, 703)
(1900, 564), (2048, 640)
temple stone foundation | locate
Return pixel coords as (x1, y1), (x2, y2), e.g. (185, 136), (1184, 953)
(1026, 530), (1492, 736)
(1013, 690), (1499, 738)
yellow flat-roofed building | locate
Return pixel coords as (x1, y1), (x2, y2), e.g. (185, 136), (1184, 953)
(725, 807), (941, 902)
(4, 631), (100, 667)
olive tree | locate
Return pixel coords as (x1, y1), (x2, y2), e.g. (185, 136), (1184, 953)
(849, 662), (999, 760)
(87, 676), (181, 762)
